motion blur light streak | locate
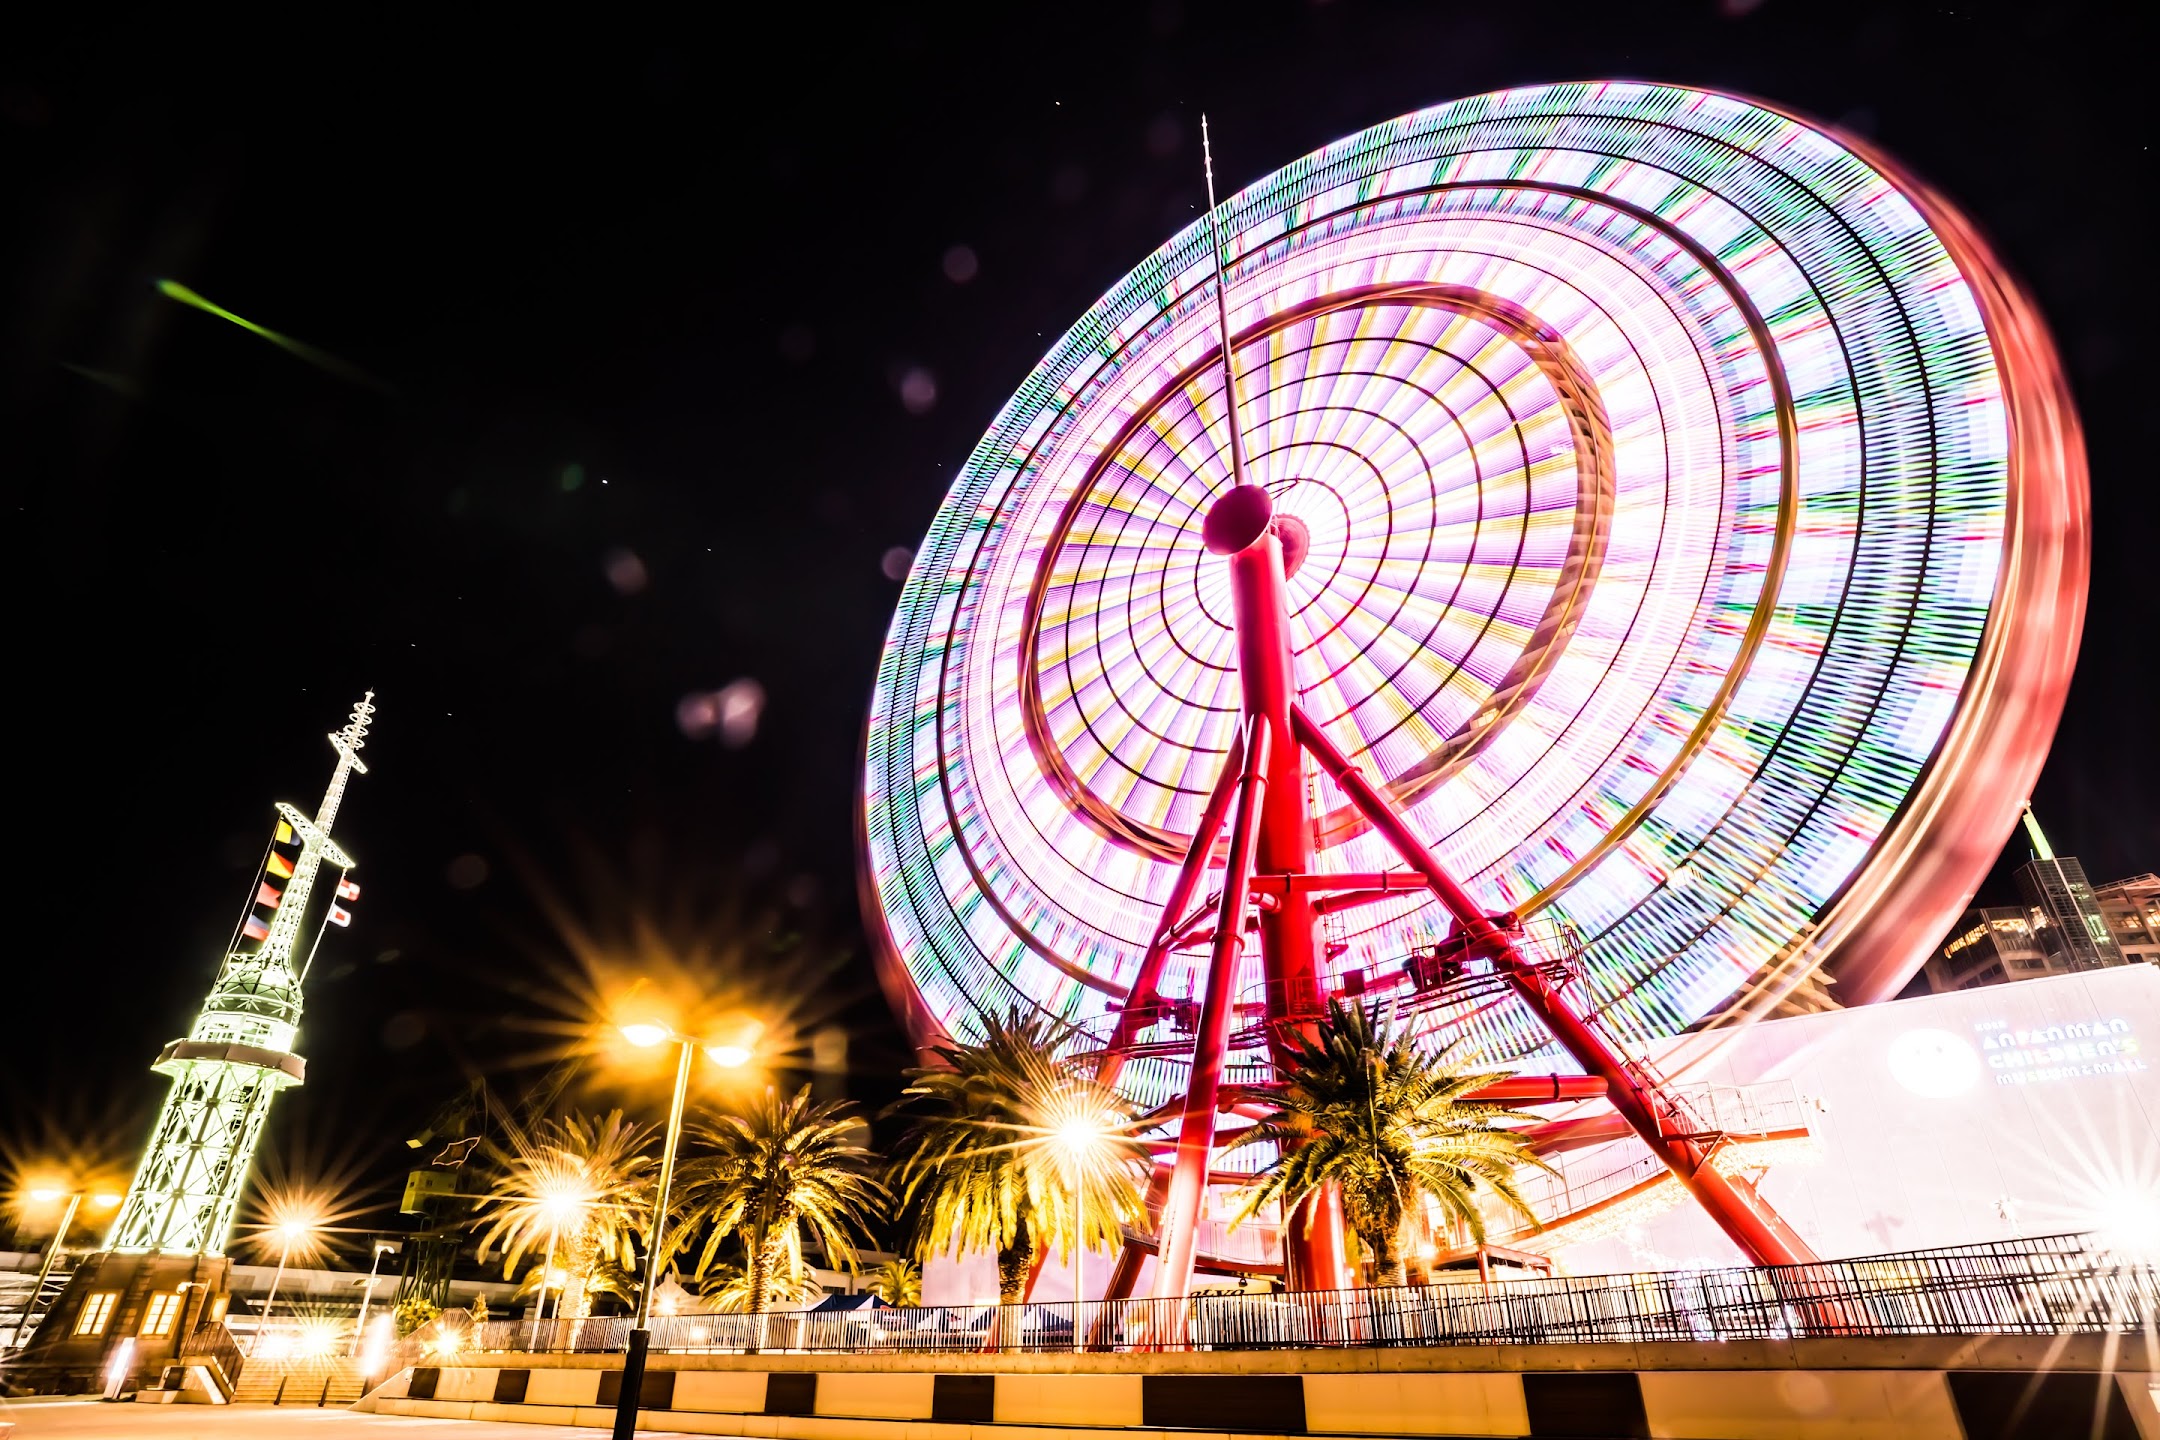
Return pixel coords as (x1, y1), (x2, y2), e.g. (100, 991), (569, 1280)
(860, 83), (2086, 1108)
(153, 278), (393, 393)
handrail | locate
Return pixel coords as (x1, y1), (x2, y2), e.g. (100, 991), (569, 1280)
(380, 1233), (2152, 1362)
(178, 1319), (247, 1388)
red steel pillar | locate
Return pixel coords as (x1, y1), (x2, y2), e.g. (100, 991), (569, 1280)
(1152, 714), (1270, 1298)
(1210, 484), (1348, 1292)
(1291, 705), (1820, 1268)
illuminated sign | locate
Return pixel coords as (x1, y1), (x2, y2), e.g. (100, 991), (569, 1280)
(1973, 1017), (2146, 1086)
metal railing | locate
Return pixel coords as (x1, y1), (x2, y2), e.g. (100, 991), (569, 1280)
(390, 1234), (2153, 1363)
(178, 1320), (247, 1388)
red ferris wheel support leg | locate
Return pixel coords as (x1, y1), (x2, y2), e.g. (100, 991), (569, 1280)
(1150, 505), (1351, 1302)
(1290, 705), (1820, 1269)
(1223, 532), (1349, 1294)
(1152, 714), (1270, 1299)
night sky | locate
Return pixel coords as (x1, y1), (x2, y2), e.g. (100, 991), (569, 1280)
(5, 3), (2148, 1250)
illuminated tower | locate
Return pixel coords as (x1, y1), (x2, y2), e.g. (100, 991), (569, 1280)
(107, 693), (375, 1255)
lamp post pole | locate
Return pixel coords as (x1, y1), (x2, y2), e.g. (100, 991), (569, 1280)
(254, 1235), (296, 1357)
(1073, 1181), (1085, 1354)
(530, 1231), (559, 1347)
(612, 1036), (694, 1440)
(351, 1241), (392, 1357)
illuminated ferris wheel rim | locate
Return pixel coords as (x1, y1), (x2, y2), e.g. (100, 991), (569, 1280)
(861, 80), (2086, 1062)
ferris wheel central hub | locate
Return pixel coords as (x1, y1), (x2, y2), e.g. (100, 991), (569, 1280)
(1201, 482), (1275, 554)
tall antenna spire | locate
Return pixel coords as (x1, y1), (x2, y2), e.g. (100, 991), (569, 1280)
(2020, 800), (2056, 861)
(1201, 115), (1254, 491)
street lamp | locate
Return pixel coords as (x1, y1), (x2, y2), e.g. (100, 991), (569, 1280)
(611, 1019), (754, 1440)
(529, 1180), (593, 1345)
(351, 1240), (399, 1357)
(1052, 1109), (1111, 1353)
(253, 1213), (321, 1356)
(15, 1184), (122, 1347)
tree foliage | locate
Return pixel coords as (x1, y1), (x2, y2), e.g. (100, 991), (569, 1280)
(886, 1011), (1146, 1312)
(866, 1256), (922, 1307)
(667, 1085), (887, 1319)
(475, 1109), (655, 1318)
(1233, 999), (1545, 1285)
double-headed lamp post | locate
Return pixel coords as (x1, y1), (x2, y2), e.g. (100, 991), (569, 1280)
(612, 1021), (753, 1440)
(18, 1184), (122, 1346)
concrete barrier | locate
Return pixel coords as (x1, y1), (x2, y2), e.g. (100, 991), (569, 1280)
(352, 1335), (2159, 1438)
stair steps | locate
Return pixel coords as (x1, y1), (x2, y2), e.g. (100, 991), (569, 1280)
(231, 1355), (366, 1406)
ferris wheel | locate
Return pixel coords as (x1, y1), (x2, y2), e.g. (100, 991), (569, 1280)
(860, 82), (2086, 1293)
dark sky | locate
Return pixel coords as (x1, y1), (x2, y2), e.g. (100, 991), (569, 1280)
(5, 2), (2148, 1242)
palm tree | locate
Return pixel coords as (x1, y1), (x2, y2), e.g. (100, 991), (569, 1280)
(1232, 999), (1544, 1287)
(476, 1110), (655, 1322)
(886, 1011), (1146, 1340)
(693, 1252), (825, 1313)
(667, 1085), (887, 1332)
(866, 1256), (922, 1307)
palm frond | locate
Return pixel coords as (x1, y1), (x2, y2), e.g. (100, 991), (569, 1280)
(666, 1085), (887, 1316)
(1229, 999), (1549, 1276)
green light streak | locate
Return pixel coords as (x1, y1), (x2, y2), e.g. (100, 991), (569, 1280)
(156, 278), (392, 393)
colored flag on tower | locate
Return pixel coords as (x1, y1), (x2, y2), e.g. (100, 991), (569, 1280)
(328, 905), (353, 928)
(266, 852), (295, 879)
(242, 913), (271, 941)
(275, 820), (296, 845)
(255, 881), (283, 909)
(336, 877), (360, 902)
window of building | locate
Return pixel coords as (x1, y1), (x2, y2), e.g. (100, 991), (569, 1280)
(75, 1292), (117, 1336)
(140, 1292), (181, 1337)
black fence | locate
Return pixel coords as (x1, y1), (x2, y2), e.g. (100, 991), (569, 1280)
(407, 1233), (2152, 1361)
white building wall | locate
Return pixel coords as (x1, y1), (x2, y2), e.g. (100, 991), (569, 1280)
(1550, 965), (2158, 1274)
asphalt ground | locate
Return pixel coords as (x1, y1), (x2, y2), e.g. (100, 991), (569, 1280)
(2, 1396), (697, 1439)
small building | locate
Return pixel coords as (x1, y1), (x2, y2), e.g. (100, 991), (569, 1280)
(1924, 907), (2057, 992)
(2095, 873), (2160, 968)
(1920, 806), (2146, 995)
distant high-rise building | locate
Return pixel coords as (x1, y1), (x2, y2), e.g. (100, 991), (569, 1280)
(1922, 806), (2137, 994)
(2010, 806), (2122, 971)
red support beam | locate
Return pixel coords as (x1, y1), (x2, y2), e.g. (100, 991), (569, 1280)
(1217, 501), (1346, 1295)
(1097, 727), (1249, 1090)
(1152, 714), (1271, 1299)
(1468, 1074), (1610, 1104)
(1291, 703), (1820, 1268)
(1516, 1113), (1635, 1155)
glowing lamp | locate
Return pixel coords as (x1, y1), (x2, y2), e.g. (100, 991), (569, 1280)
(92, 1192), (124, 1209)
(620, 1023), (671, 1049)
(704, 1043), (752, 1068)
(2092, 1183), (2160, 1263)
(1054, 1113), (1108, 1161)
(26, 1187), (64, 1204)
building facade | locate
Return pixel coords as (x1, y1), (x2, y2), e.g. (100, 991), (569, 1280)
(2096, 873), (2160, 967)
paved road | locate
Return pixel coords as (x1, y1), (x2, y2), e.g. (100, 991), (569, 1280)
(3, 1398), (697, 1438)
